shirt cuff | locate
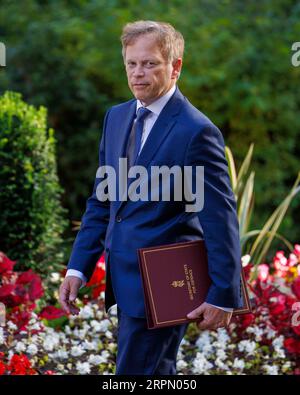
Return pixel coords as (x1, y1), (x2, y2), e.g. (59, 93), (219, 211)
(207, 303), (233, 313)
(65, 269), (87, 289)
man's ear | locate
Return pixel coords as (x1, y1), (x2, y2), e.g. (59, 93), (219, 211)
(171, 58), (183, 80)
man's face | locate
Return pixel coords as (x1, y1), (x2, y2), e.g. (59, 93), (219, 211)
(124, 34), (182, 106)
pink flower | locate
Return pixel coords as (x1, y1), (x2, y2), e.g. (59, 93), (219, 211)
(294, 244), (300, 257)
(288, 253), (299, 267)
(257, 264), (269, 282)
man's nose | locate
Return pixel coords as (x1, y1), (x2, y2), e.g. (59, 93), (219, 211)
(132, 65), (145, 77)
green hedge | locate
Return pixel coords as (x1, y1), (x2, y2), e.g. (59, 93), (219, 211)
(0, 91), (67, 276)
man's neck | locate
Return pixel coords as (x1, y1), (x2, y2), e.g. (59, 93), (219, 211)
(139, 84), (177, 108)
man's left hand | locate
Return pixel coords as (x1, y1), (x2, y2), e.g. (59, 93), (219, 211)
(186, 302), (232, 330)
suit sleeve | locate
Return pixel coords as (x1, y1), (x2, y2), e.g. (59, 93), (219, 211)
(185, 124), (242, 308)
(67, 110), (111, 282)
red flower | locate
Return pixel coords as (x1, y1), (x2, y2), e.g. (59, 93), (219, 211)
(86, 255), (106, 299)
(0, 252), (16, 274)
(8, 305), (35, 332)
(39, 306), (66, 320)
(0, 361), (6, 375)
(284, 338), (300, 354)
(0, 284), (24, 307)
(7, 354), (37, 375)
(16, 270), (44, 301)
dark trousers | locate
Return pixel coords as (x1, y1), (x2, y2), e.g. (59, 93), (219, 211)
(116, 305), (189, 375)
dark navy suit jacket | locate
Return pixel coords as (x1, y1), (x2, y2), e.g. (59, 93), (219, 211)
(67, 87), (243, 318)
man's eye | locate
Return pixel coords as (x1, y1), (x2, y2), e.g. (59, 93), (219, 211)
(127, 62), (136, 67)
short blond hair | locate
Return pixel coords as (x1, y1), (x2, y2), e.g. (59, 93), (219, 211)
(121, 20), (184, 63)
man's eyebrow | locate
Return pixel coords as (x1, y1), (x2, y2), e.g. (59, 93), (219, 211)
(126, 57), (160, 62)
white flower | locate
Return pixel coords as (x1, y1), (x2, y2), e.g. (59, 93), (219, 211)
(88, 354), (107, 365)
(192, 352), (213, 374)
(101, 350), (110, 358)
(177, 359), (188, 369)
(15, 341), (26, 352)
(241, 254), (251, 267)
(247, 326), (264, 341)
(105, 330), (113, 339)
(216, 328), (230, 344)
(272, 336), (284, 349)
(263, 365), (279, 375)
(77, 328), (88, 340)
(233, 358), (245, 370)
(79, 305), (94, 320)
(266, 328), (277, 339)
(56, 349), (69, 360)
(0, 328), (5, 345)
(82, 340), (98, 351)
(64, 325), (72, 335)
(215, 358), (229, 370)
(272, 336), (285, 358)
(27, 344), (38, 355)
(76, 361), (91, 374)
(71, 345), (86, 357)
(28, 322), (42, 331)
(7, 321), (18, 331)
(90, 320), (102, 332)
(195, 331), (212, 350)
(98, 319), (111, 332)
(96, 310), (104, 320)
(57, 364), (65, 372)
(238, 340), (257, 354)
(43, 335), (59, 351)
(50, 272), (61, 283)
(216, 349), (227, 360)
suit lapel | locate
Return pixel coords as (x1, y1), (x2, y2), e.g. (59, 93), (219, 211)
(135, 87), (184, 169)
(115, 87), (185, 215)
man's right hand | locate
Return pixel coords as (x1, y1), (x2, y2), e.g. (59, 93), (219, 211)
(58, 276), (82, 315)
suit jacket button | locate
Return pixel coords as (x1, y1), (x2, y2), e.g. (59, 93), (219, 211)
(116, 216), (122, 222)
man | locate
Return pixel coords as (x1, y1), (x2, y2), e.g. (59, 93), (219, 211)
(59, 20), (243, 375)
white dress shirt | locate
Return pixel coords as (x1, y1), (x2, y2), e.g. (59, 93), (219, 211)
(66, 84), (233, 313)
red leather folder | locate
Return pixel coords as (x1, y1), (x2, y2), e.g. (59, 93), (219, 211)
(138, 240), (252, 329)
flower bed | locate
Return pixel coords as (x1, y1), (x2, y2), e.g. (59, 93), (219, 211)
(0, 246), (299, 375)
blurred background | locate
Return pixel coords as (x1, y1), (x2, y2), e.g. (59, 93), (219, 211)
(0, 0), (299, 271)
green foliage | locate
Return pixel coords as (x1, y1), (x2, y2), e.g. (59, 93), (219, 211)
(0, 91), (68, 276)
(0, 0), (299, 241)
(226, 144), (300, 265)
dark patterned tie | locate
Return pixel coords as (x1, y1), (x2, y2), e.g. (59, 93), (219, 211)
(127, 107), (152, 168)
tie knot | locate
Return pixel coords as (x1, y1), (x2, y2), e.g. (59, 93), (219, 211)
(136, 107), (151, 122)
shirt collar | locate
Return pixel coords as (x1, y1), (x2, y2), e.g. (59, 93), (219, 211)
(136, 85), (177, 116)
